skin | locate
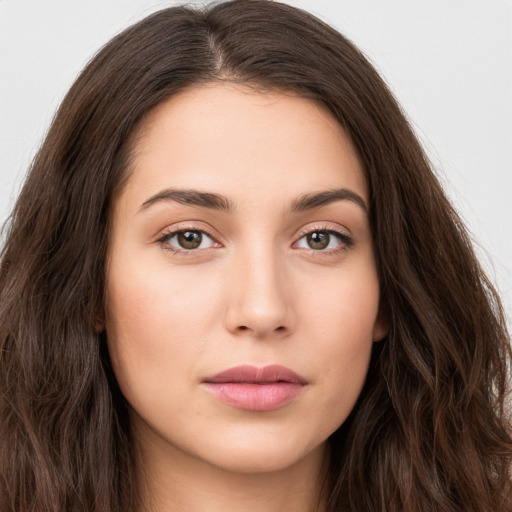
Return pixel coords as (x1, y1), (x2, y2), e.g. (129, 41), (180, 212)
(105, 84), (386, 512)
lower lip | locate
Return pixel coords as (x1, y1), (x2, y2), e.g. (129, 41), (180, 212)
(202, 382), (304, 412)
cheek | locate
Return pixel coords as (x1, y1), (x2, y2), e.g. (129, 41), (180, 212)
(106, 254), (217, 339)
(301, 259), (380, 344)
(299, 266), (379, 417)
(104, 261), (211, 407)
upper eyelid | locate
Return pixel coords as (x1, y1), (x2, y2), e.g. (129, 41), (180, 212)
(295, 222), (351, 238)
(155, 227), (353, 257)
(156, 222), (349, 240)
(156, 227), (220, 254)
(155, 223), (219, 242)
(294, 227), (353, 248)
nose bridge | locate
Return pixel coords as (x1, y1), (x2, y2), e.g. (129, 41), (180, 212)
(224, 233), (294, 337)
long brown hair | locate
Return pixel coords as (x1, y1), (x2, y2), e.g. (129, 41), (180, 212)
(1, 1), (510, 510)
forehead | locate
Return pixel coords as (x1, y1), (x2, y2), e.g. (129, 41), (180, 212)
(119, 83), (367, 213)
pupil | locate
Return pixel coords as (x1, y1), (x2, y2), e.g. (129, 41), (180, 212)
(307, 231), (329, 250)
(178, 231), (202, 249)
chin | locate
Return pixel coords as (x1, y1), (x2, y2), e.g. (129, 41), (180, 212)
(190, 429), (327, 475)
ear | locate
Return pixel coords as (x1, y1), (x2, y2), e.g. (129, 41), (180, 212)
(372, 308), (389, 342)
(94, 307), (105, 333)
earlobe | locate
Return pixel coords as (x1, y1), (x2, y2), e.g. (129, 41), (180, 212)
(372, 311), (389, 342)
(372, 326), (388, 342)
(94, 319), (105, 333)
(371, 296), (389, 342)
(94, 308), (105, 333)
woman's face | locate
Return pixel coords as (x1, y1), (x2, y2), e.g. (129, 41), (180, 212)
(105, 84), (385, 474)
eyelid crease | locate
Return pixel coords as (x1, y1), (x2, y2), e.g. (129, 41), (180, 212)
(155, 224), (222, 254)
(154, 222), (219, 242)
(294, 221), (351, 239)
(293, 222), (354, 254)
(154, 221), (355, 256)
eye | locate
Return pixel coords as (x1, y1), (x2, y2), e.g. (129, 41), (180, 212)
(295, 229), (352, 252)
(158, 229), (217, 252)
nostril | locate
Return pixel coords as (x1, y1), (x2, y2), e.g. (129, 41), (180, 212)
(235, 325), (287, 334)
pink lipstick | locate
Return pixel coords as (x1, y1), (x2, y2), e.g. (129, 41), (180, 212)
(202, 365), (307, 412)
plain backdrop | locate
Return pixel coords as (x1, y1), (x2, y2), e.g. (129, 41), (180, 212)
(0, 0), (511, 323)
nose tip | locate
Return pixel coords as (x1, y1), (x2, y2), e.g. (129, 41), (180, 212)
(223, 255), (295, 339)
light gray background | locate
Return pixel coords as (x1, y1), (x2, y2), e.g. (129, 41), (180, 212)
(1, 0), (511, 323)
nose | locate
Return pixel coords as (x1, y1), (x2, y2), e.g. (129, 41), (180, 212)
(223, 242), (295, 339)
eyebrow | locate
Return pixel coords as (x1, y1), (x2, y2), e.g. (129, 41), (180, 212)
(290, 188), (367, 213)
(140, 188), (234, 213)
(139, 187), (367, 214)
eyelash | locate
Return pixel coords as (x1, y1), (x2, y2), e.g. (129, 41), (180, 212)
(155, 223), (354, 256)
(294, 224), (354, 255)
(155, 224), (219, 256)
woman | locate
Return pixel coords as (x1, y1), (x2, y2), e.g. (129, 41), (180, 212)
(0, 1), (510, 511)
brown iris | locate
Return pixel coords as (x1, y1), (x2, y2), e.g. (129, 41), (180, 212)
(307, 231), (330, 250)
(177, 230), (202, 249)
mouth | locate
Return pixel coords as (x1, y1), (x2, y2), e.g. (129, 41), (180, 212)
(201, 365), (307, 412)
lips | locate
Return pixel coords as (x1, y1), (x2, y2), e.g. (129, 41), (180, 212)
(201, 365), (307, 412)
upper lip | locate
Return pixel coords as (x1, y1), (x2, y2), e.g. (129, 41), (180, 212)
(203, 364), (307, 384)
